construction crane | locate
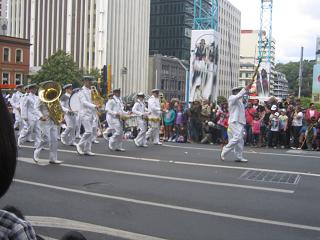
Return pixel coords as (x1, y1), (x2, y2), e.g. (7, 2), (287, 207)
(193, 0), (218, 30)
(258, 0), (273, 97)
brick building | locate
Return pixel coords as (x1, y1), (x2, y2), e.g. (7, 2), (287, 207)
(0, 35), (30, 89)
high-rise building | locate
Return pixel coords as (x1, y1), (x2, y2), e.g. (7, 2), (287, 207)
(150, 0), (241, 98)
(0, 0), (8, 35)
(273, 71), (288, 99)
(8, 0), (150, 96)
(239, 30), (276, 96)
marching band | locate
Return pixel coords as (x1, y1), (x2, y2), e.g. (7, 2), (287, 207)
(10, 79), (164, 164)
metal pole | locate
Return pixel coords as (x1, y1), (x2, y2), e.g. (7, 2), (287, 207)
(298, 46), (303, 98)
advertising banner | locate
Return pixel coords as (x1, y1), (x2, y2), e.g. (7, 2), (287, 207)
(189, 30), (219, 102)
(312, 64), (320, 103)
(255, 61), (271, 97)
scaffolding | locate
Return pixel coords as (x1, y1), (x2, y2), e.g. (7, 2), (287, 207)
(193, 0), (218, 30)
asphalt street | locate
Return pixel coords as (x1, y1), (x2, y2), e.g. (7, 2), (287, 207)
(2, 138), (320, 240)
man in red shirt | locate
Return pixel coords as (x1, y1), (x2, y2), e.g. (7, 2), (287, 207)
(245, 102), (256, 145)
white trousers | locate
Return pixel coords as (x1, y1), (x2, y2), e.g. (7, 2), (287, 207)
(135, 119), (147, 146)
(222, 122), (245, 159)
(78, 115), (93, 153)
(61, 114), (76, 145)
(108, 118), (123, 150)
(35, 121), (58, 161)
(146, 121), (160, 144)
(75, 114), (81, 138)
(13, 109), (22, 132)
(18, 119), (40, 145)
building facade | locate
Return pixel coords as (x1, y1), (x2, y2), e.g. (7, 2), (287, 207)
(239, 29), (276, 96)
(150, 0), (241, 99)
(273, 71), (288, 99)
(8, 0), (150, 96)
(0, 0), (8, 35)
(0, 35), (30, 89)
(149, 54), (187, 101)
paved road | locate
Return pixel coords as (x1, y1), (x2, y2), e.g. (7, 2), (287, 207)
(2, 139), (320, 240)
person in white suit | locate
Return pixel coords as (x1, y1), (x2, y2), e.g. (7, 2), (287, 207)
(60, 84), (76, 146)
(76, 77), (98, 156)
(132, 92), (149, 147)
(33, 81), (63, 164)
(17, 84), (41, 147)
(105, 88), (127, 151)
(146, 89), (162, 145)
(9, 84), (24, 132)
(220, 79), (254, 162)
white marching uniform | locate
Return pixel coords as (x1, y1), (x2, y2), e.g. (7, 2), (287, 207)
(105, 95), (126, 150)
(77, 86), (96, 153)
(146, 95), (162, 144)
(221, 88), (247, 160)
(60, 93), (76, 145)
(18, 93), (41, 146)
(34, 101), (59, 162)
(9, 90), (23, 131)
(132, 99), (148, 147)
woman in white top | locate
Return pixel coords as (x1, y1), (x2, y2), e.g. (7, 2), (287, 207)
(291, 106), (304, 149)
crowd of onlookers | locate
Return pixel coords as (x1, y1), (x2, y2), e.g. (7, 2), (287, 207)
(126, 94), (320, 151)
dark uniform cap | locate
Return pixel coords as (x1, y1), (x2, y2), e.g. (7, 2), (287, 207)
(137, 92), (145, 96)
(28, 83), (37, 89)
(112, 88), (121, 92)
(82, 76), (95, 81)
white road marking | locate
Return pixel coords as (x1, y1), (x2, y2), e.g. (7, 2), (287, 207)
(19, 145), (320, 177)
(18, 157), (294, 194)
(15, 179), (320, 232)
(28, 216), (169, 240)
(163, 144), (320, 159)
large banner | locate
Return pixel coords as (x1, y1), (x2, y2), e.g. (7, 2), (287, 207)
(189, 30), (219, 102)
(312, 64), (320, 103)
(255, 62), (271, 97)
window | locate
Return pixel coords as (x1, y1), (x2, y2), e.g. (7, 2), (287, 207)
(16, 49), (23, 63)
(2, 72), (9, 84)
(3, 47), (10, 62)
(15, 73), (22, 85)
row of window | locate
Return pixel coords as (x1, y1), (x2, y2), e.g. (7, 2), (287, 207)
(3, 47), (24, 63)
(1, 72), (23, 85)
(160, 79), (185, 91)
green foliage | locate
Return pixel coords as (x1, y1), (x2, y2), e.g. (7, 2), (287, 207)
(217, 95), (227, 106)
(31, 50), (82, 87)
(299, 96), (320, 110)
(275, 60), (315, 97)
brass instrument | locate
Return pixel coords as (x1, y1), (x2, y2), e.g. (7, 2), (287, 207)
(38, 81), (64, 125)
(91, 86), (105, 108)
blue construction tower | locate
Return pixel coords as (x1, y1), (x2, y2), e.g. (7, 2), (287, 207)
(258, 0), (273, 97)
(193, 0), (218, 31)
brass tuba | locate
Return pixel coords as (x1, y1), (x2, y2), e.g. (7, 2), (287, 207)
(38, 81), (64, 125)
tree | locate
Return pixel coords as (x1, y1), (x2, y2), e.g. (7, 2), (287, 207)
(31, 50), (82, 87)
(217, 96), (227, 106)
(275, 60), (315, 97)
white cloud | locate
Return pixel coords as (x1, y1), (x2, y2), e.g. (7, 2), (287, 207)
(228, 0), (319, 63)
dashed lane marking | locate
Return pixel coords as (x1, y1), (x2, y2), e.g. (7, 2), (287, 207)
(19, 145), (320, 178)
(18, 157), (294, 194)
(15, 179), (320, 232)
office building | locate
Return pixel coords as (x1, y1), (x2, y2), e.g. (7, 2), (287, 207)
(149, 54), (187, 100)
(0, 35), (30, 89)
(273, 71), (288, 99)
(8, 0), (150, 96)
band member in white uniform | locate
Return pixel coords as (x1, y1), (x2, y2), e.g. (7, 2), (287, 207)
(105, 88), (127, 151)
(76, 77), (98, 156)
(132, 92), (149, 147)
(9, 84), (24, 132)
(220, 79), (254, 163)
(33, 82), (62, 164)
(18, 84), (41, 147)
(103, 92), (115, 140)
(20, 85), (34, 142)
(146, 89), (162, 145)
(60, 84), (76, 146)
(91, 114), (100, 144)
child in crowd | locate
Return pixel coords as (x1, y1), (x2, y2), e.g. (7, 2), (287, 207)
(252, 113), (261, 147)
(269, 112), (280, 148)
(279, 109), (288, 148)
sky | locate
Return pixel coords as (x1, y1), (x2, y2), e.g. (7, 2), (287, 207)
(228, 0), (320, 63)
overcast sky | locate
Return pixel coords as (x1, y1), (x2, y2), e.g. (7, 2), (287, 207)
(228, 0), (320, 63)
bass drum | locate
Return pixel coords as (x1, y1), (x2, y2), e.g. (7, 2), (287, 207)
(69, 89), (82, 113)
